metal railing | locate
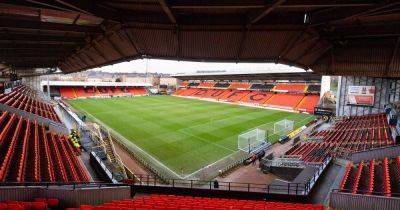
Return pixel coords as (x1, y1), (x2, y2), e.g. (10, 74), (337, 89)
(0, 177), (308, 196)
(332, 189), (400, 198)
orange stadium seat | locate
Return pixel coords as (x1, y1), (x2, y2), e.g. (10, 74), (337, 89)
(218, 90), (250, 102)
(180, 81), (189, 87)
(240, 91), (273, 105)
(264, 93), (305, 109)
(296, 95), (320, 113)
(202, 89), (231, 99)
(229, 82), (251, 90)
(286, 114), (395, 163)
(133, 87), (147, 95)
(0, 111), (89, 183)
(191, 89), (211, 97)
(60, 87), (76, 99)
(340, 156), (400, 197)
(0, 85), (61, 122)
(274, 84), (307, 92)
(179, 88), (200, 96)
(73, 195), (325, 210)
(197, 82), (215, 88)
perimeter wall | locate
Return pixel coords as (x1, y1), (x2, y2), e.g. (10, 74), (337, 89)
(336, 76), (400, 116)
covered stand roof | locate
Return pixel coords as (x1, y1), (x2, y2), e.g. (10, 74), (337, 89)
(1, 1), (400, 77)
(172, 71), (321, 81)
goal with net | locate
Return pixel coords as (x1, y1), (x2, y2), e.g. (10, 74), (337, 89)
(273, 119), (294, 136)
(238, 128), (269, 153)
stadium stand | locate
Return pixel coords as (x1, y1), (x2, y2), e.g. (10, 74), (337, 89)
(240, 91), (273, 105)
(214, 82), (230, 88)
(249, 83), (275, 91)
(0, 86), (61, 122)
(197, 82), (215, 88)
(286, 114), (395, 163)
(265, 93), (305, 110)
(60, 87), (77, 99)
(273, 84), (307, 93)
(179, 81), (189, 87)
(296, 95), (320, 113)
(229, 82), (251, 90)
(340, 156), (400, 197)
(0, 110), (89, 182)
(307, 85), (321, 93)
(219, 90), (250, 102)
(59, 86), (147, 98)
(188, 82), (200, 87)
(71, 194), (325, 210)
(174, 82), (319, 113)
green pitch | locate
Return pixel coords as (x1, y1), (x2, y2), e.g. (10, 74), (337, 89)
(67, 96), (315, 175)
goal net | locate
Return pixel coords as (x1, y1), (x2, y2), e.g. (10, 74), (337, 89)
(238, 128), (267, 153)
(273, 119), (294, 136)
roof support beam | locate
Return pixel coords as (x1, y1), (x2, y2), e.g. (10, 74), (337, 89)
(105, 35), (125, 57)
(293, 39), (320, 62)
(236, 28), (247, 62)
(0, 17), (102, 34)
(247, 0), (286, 28)
(25, 0), (76, 13)
(122, 28), (142, 55)
(175, 26), (180, 58)
(159, 0), (177, 25)
(385, 37), (400, 76)
(92, 41), (108, 62)
(276, 30), (305, 63)
(309, 45), (333, 68)
(55, 0), (94, 15)
(312, 2), (400, 26)
(73, 54), (90, 67)
(80, 51), (97, 65)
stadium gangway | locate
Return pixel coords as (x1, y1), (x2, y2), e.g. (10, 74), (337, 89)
(0, 180), (309, 196)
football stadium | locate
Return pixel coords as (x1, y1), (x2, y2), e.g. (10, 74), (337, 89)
(0, 1), (399, 210)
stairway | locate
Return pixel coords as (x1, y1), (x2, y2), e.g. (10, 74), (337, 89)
(295, 96), (307, 110)
(94, 124), (126, 178)
(72, 88), (77, 98)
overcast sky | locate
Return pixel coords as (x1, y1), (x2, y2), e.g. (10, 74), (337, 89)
(90, 58), (306, 74)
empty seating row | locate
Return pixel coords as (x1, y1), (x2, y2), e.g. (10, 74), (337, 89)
(273, 84), (307, 92)
(0, 111), (89, 182)
(173, 88), (319, 113)
(60, 86), (148, 99)
(286, 113), (395, 163)
(340, 156), (400, 197)
(333, 114), (389, 130)
(0, 87), (60, 123)
(71, 194), (325, 210)
(229, 82), (251, 90)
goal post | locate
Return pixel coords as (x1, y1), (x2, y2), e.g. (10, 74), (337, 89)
(273, 119), (294, 136)
(238, 128), (267, 153)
